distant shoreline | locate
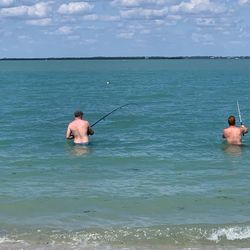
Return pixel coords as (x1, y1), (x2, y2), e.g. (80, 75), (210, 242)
(1, 56), (250, 61)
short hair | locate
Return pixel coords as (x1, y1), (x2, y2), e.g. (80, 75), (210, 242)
(74, 110), (83, 117)
(228, 115), (235, 126)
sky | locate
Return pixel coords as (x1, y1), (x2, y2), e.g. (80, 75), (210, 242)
(0, 0), (250, 57)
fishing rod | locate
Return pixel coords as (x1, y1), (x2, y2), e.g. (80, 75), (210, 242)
(91, 103), (134, 127)
(237, 100), (245, 136)
(237, 100), (243, 126)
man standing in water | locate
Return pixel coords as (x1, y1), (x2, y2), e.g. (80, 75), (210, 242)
(66, 110), (94, 145)
(223, 115), (248, 145)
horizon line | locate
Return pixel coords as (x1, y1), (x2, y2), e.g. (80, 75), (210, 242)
(1, 56), (250, 60)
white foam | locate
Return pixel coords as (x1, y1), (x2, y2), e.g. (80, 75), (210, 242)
(0, 237), (10, 244)
(208, 226), (250, 242)
(0, 236), (26, 244)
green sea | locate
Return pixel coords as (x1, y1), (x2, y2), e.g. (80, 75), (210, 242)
(0, 59), (250, 249)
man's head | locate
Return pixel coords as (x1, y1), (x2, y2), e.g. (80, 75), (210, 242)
(74, 110), (83, 118)
(228, 115), (236, 126)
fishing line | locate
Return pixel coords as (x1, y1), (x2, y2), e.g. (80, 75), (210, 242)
(91, 103), (135, 127)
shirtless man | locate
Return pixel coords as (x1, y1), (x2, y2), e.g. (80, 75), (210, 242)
(66, 110), (94, 145)
(223, 115), (248, 145)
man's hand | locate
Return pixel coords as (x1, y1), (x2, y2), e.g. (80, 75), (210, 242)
(241, 125), (248, 135)
(67, 131), (74, 140)
(87, 127), (94, 136)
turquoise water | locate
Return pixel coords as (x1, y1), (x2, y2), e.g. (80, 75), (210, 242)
(0, 59), (250, 249)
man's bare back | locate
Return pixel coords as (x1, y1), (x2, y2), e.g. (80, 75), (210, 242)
(223, 126), (245, 145)
(223, 115), (248, 145)
(66, 111), (94, 144)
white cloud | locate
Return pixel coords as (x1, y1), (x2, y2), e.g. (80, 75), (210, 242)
(82, 14), (98, 21)
(58, 2), (93, 15)
(117, 31), (135, 39)
(0, 6), (26, 16)
(238, 0), (250, 4)
(168, 15), (182, 20)
(57, 26), (73, 35)
(196, 17), (215, 26)
(82, 14), (120, 21)
(192, 32), (214, 44)
(116, 23), (152, 38)
(100, 15), (120, 21)
(120, 7), (168, 19)
(111, 0), (166, 7)
(195, 17), (238, 34)
(238, 29), (250, 39)
(154, 19), (165, 25)
(170, 0), (225, 14)
(0, 0), (13, 7)
(0, 2), (50, 18)
(26, 18), (52, 26)
(29, 2), (50, 17)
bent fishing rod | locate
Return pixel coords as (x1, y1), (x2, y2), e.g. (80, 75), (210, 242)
(91, 103), (135, 127)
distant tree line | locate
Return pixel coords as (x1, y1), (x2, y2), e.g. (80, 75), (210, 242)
(1, 56), (250, 60)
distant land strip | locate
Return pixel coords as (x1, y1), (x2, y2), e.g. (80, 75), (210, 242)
(1, 56), (250, 60)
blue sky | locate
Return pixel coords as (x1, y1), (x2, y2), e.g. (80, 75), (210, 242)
(0, 0), (250, 57)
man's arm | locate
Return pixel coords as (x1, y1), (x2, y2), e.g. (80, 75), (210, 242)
(86, 122), (94, 135)
(222, 129), (226, 139)
(66, 125), (74, 139)
(87, 126), (94, 136)
(241, 125), (248, 135)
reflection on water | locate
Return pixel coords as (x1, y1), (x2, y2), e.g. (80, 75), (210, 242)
(222, 143), (243, 157)
(65, 141), (90, 156)
(71, 145), (90, 156)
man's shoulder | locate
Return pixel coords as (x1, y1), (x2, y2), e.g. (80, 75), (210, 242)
(234, 126), (242, 131)
(226, 126), (239, 131)
(82, 119), (90, 125)
(223, 127), (229, 136)
(68, 120), (75, 126)
(224, 126), (239, 134)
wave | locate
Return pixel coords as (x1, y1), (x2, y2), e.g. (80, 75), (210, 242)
(1, 223), (250, 249)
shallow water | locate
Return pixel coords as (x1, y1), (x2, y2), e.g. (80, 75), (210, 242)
(0, 59), (250, 249)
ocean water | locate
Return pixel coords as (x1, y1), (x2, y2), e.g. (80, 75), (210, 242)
(0, 59), (250, 249)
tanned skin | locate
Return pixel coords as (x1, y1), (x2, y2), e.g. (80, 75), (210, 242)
(223, 115), (248, 145)
(66, 111), (94, 144)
